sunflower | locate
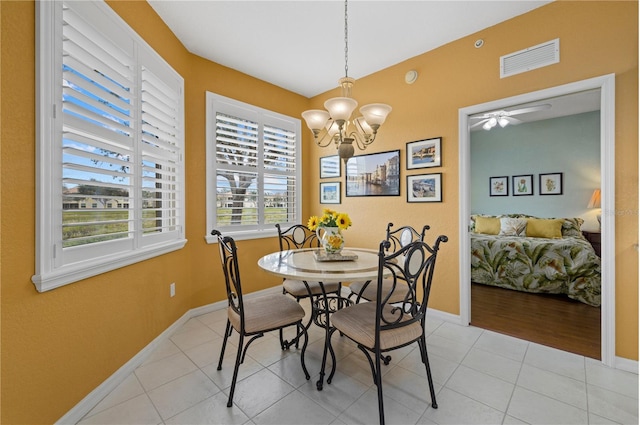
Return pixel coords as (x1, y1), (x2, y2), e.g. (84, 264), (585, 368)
(307, 215), (320, 231)
(336, 213), (352, 230)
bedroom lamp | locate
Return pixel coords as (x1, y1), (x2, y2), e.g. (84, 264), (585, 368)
(301, 0), (392, 164)
(587, 189), (601, 229)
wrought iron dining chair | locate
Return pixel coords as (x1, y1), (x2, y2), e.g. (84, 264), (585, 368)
(328, 233), (448, 425)
(211, 230), (309, 407)
(275, 223), (343, 346)
(348, 222), (430, 303)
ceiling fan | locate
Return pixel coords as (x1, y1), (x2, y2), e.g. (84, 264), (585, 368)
(470, 104), (552, 130)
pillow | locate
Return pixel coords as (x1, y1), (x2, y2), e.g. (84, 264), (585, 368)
(526, 218), (564, 239)
(499, 217), (527, 236)
(474, 216), (500, 235)
(561, 217), (585, 238)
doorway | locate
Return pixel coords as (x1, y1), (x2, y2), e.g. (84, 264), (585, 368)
(458, 74), (616, 366)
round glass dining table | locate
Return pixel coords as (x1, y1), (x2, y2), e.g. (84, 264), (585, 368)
(258, 247), (382, 390)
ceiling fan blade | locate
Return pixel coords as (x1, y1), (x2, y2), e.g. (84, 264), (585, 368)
(470, 119), (489, 129)
(505, 104), (552, 116)
(504, 116), (523, 125)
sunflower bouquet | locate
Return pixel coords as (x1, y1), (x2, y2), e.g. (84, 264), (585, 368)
(307, 208), (352, 232)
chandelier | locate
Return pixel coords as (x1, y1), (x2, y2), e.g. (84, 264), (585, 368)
(301, 0), (392, 163)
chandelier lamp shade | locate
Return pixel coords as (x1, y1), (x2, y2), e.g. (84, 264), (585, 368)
(301, 1), (392, 163)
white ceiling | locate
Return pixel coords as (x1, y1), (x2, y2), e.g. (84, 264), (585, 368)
(147, 0), (553, 98)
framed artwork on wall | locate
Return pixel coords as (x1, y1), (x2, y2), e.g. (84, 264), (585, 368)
(320, 155), (340, 178)
(489, 176), (509, 196)
(407, 173), (442, 203)
(319, 182), (341, 204)
(406, 137), (442, 169)
(345, 150), (401, 197)
(539, 172), (563, 195)
(512, 174), (533, 196)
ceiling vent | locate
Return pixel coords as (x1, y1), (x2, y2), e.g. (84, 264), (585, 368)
(500, 39), (560, 78)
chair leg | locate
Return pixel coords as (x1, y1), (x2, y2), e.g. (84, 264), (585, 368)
(226, 332), (244, 408)
(374, 347), (385, 425)
(298, 322), (310, 380)
(419, 337), (438, 409)
(217, 319), (231, 371)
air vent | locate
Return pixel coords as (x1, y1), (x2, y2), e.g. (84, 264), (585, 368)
(500, 39), (560, 78)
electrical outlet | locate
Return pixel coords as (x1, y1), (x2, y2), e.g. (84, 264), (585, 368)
(170, 282), (176, 297)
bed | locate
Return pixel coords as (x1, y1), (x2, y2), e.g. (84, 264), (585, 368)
(470, 214), (601, 307)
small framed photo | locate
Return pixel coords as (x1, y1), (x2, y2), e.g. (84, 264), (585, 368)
(320, 155), (340, 178)
(407, 173), (442, 202)
(490, 176), (509, 196)
(320, 182), (341, 204)
(512, 174), (533, 196)
(406, 137), (442, 169)
(539, 172), (563, 195)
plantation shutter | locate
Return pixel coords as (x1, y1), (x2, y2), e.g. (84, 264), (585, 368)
(61, 2), (135, 251)
(263, 120), (297, 224)
(34, 0), (186, 291)
(208, 93), (300, 235)
(139, 62), (183, 244)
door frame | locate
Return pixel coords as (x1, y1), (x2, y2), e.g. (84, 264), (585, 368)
(458, 74), (616, 366)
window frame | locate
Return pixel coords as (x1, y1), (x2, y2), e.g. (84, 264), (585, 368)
(205, 92), (302, 243)
(33, 0), (186, 292)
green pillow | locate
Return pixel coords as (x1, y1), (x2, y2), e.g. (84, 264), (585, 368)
(475, 216), (500, 235)
(526, 218), (564, 239)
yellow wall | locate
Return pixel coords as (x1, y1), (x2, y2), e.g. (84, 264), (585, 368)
(0, 1), (636, 423)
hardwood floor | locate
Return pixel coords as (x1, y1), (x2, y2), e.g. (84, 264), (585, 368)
(470, 282), (601, 360)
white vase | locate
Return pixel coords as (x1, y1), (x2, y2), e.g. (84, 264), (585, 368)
(316, 226), (344, 254)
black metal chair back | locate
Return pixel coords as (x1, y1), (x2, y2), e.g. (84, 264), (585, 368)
(384, 222), (430, 253)
(376, 234), (447, 329)
(276, 223), (321, 251)
(212, 229), (244, 327)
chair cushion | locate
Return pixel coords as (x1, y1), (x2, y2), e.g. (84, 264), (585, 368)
(228, 294), (305, 334)
(331, 302), (422, 351)
(349, 279), (410, 304)
(283, 279), (340, 297)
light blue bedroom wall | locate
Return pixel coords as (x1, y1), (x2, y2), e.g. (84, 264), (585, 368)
(470, 111), (601, 231)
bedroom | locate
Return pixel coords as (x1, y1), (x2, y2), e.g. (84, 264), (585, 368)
(469, 91), (602, 358)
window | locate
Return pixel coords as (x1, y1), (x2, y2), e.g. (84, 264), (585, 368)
(34, 1), (186, 292)
(206, 93), (301, 242)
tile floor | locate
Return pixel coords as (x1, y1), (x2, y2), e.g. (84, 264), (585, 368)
(78, 300), (638, 425)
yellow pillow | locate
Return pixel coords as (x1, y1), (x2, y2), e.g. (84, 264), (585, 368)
(475, 216), (500, 235)
(526, 218), (564, 239)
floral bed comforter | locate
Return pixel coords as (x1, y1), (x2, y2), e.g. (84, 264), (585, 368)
(470, 233), (601, 307)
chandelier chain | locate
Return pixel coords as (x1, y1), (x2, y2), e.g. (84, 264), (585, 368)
(344, 0), (349, 78)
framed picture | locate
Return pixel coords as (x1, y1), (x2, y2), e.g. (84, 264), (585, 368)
(320, 155), (340, 178)
(345, 150), (401, 197)
(539, 172), (563, 195)
(512, 174), (533, 196)
(319, 182), (341, 204)
(489, 176), (509, 196)
(407, 173), (442, 203)
(406, 137), (442, 169)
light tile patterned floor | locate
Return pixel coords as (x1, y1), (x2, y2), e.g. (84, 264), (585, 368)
(78, 300), (638, 425)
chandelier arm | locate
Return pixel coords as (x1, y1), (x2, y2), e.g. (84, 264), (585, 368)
(345, 130), (376, 150)
(311, 124), (340, 148)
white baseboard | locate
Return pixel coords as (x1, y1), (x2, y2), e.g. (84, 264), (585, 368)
(57, 288), (638, 423)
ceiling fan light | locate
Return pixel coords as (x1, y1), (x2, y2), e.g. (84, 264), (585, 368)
(324, 97), (358, 122)
(301, 109), (330, 131)
(498, 117), (509, 127)
(482, 121), (493, 131)
(360, 103), (392, 127)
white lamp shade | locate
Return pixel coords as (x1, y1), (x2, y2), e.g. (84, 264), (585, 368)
(498, 117), (509, 127)
(360, 103), (392, 126)
(324, 97), (358, 122)
(301, 109), (330, 131)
